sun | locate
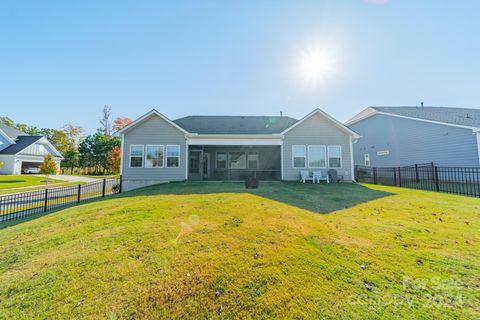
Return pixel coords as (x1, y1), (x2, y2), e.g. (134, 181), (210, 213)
(294, 44), (338, 87)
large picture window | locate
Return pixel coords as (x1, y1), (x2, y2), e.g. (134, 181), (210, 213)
(166, 145), (180, 168)
(247, 152), (259, 169)
(130, 145), (144, 168)
(328, 146), (342, 168)
(292, 145), (306, 168)
(216, 152), (227, 169)
(308, 145), (326, 168)
(145, 145), (164, 168)
(229, 152), (246, 169)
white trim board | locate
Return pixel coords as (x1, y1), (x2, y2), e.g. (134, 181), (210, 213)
(476, 131), (480, 166)
(187, 137), (282, 146)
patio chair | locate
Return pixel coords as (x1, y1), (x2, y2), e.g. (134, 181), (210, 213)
(312, 171), (329, 183)
(327, 169), (343, 183)
(300, 170), (313, 183)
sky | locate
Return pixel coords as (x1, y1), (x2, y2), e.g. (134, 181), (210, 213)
(1, 0), (479, 133)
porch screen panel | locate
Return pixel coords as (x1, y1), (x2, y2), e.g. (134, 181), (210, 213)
(229, 152), (246, 169)
(247, 152), (259, 169)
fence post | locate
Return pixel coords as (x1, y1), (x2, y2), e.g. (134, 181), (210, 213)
(415, 164), (419, 183)
(373, 167), (377, 184)
(398, 167), (402, 187)
(393, 167), (397, 186)
(102, 179), (106, 197)
(119, 175), (122, 193)
(44, 189), (48, 212)
(434, 166), (440, 192)
(77, 184), (81, 203)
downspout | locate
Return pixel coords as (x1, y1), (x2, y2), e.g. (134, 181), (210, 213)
(120, 134), (124, 176)
(280, 137), (284, 180)
(475, 129), (480, 166)
(185, 137), (189, 180)
(349, 136), (356, 182)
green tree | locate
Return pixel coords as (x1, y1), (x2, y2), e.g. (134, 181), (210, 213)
(78, 132), (120, 174)
(40, 154), (58, 185)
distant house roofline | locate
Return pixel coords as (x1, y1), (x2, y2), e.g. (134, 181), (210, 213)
(345, 106), (480, 131)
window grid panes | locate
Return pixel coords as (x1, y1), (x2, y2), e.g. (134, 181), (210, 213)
(328, 146), (342, 168)
(166, 145), (180, 168)
(308, 146), (326, 168)
(145, 145), (164, 168)
(293, 145), (306, 168)
(130, 145), (143, 168)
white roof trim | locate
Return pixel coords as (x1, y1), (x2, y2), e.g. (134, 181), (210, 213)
(0, 128), (16, 144)
(281, 108), (361, 138)
(185, 133), (283, 139)
(14, 137), (64, 159)
(346, 107), (480, 131)
(114, 109), (190, 135)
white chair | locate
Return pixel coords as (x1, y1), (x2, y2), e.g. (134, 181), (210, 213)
(300, 170), (313, 183)
(313, 171), (329, 183)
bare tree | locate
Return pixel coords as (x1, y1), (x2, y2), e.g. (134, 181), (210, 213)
(99, 105), (113, 138)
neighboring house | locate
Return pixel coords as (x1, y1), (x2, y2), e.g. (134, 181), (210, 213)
(0, 123), (63, 175)
(346, 106), (480, 168)
(116, 108), (360, 191)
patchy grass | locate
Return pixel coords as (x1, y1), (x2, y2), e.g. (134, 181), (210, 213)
(0, 182), (479, 319)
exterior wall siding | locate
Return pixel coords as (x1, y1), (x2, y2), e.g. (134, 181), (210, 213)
(0, 156), (15, 174)
(0, 135), (11, 152)
(349, 114), (480, 167)
(282, 113), (353, 181)
(121, 114), (187, 190)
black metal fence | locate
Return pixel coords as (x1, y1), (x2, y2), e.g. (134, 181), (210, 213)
(0, 178), (121, 223)
(355, 163), (480, 197)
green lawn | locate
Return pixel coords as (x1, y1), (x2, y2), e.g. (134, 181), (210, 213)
(0, 182), (479, 319)
(0, 175), (78, 195)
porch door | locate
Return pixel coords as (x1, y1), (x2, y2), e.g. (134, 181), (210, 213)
(203, 153), (210, 178)
(188, 150), (202, 181)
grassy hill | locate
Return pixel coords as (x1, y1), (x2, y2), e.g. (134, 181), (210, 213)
(0, 182), (479, 319)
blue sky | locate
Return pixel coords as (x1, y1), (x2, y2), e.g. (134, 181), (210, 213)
(1, 0), (479, 133)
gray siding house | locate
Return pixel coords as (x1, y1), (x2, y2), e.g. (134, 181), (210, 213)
(346, 107), (480, 168)
(116, 109), (360, 191)
(0, 123), (63, 175)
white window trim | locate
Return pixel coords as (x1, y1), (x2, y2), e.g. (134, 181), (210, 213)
(228, 151), (247, 169)
(247, 151), (259, 169)
(145, 144), (165, 168)
(292, 145), (307, 168)
(327, 145), (342, 169)
(215, 151), (227, 170)
(129, 144), (144, 168)
(364, 153), (371, 167)
(307, 145), (327, 169)
(166, 144), (181, 168)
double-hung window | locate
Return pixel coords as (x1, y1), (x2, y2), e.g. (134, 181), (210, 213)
(328, 146), (342, 168)
(166, 145), (180, 168)
(247, 152), (259, 169)
(130, 145), (144, 168)
(216, 152), (227, 169)
(145, 145), (164, 168)
(308, 145), (326, 168)
(292, 145), (306, 168)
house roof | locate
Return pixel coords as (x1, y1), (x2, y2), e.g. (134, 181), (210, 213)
(173, 116), (298, 134)
(372, 107), (480, 127)
(0, 122), (25, 140)
(346, 106), (480, 129)
(0, 136), (43, 155)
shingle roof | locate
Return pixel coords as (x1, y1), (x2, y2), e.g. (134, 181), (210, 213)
(173, 116), (298, 134)
(372, 107), (480, 128)
(0, 136), (43, 155)
(0, 122), (26, 140)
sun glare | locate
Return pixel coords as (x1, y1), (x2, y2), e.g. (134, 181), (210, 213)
(294, 44), (338, 87)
